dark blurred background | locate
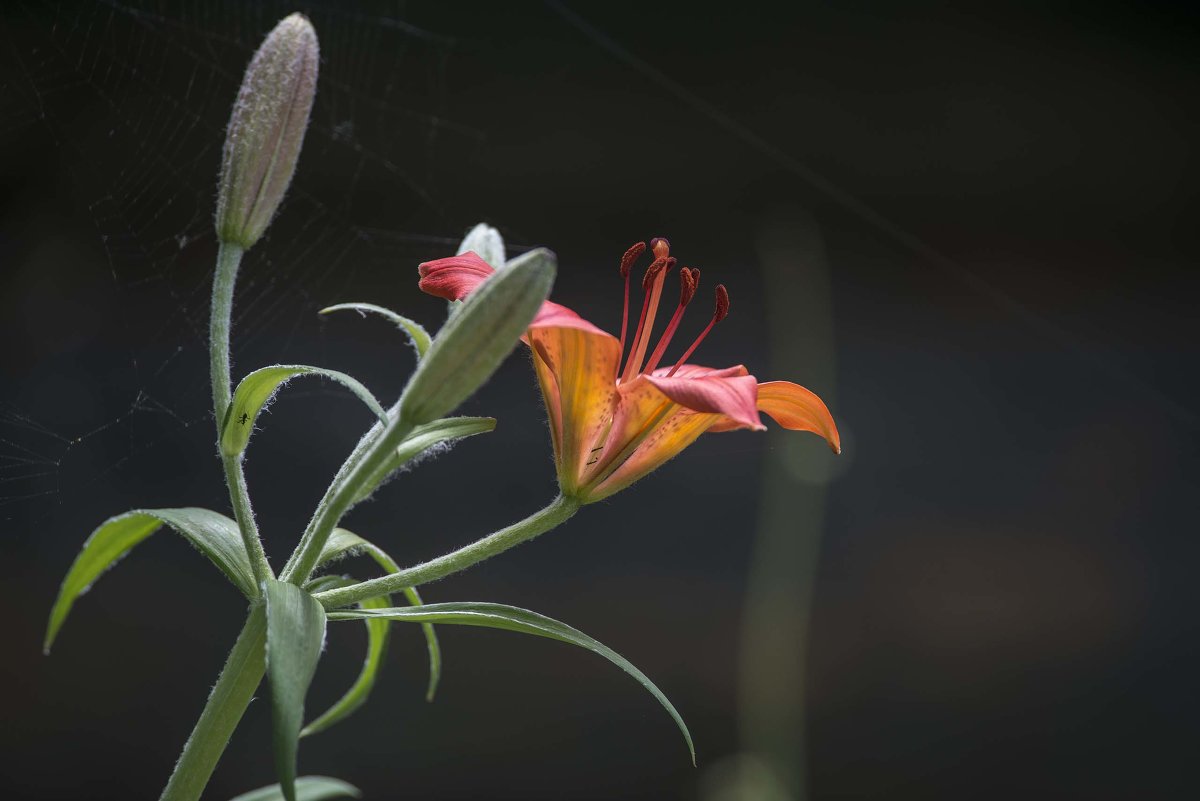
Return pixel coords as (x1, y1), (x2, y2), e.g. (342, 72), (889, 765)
(2, 2), (1197, 799)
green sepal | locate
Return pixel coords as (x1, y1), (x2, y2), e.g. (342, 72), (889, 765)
(328, 601), (695, 764)
(227, 775), (361, 801)
(264, 580), (327, 801)
(222, 365), (387, 457)
(320, 303), (431, 359)
(399, 248), (554, 424)
(316, 529), (441, 703)
(45, 508), (256, 653)
(350, 416), (496, 506)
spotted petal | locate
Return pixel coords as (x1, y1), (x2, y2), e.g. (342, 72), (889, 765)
(529, 325), (621, 494)
(583, 376), (719, 502)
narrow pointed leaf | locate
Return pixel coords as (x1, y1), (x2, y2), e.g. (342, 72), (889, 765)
(222, 365), (387, 457)
(328, 601), (694, 763)
(264, 580), (327, 801)
(350, 416), (496, 505)
(300, 584), (391, 738)
(316, 530), (441, 704)
(320, 303), (431, 359)
(228, 775), (361, 801)
(45, 508), (255, 653)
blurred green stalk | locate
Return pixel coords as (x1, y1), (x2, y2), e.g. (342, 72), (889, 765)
(710, 208), (838, 801)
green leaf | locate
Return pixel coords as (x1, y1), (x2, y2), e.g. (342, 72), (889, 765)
(300, 588), (390, 738)
(264, 580), (327, 801)
(328, 601), (694, 764)
(228, 775), (361, 801)
(45, 508), (256, 653)
(320, 302), (432, 359)
(316, 529), (442, 703)
(399, 248), (554, 424)
(222, 365), (388, 457)
(350, 416), (496, 506)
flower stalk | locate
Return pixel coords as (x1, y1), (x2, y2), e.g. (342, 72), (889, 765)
(210, 242), (273, 588)
(312, 494), (581, 610)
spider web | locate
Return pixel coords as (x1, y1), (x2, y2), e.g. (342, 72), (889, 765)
(0, 0), (477, 525)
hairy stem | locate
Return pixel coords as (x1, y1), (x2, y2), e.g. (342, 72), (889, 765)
(210, 242), (243, 428)
(280, 412), (413, 586)
(210, 241), (273, 588)
(158, 607), (267, 801)
(312, 494), (580, 610)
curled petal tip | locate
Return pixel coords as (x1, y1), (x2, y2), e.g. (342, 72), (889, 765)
(756, 380), (840, 453)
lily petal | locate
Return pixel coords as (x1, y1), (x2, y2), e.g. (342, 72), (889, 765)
(586, 396), (718, 502)
(755, 380), (841, 453)
(643, 367), (763, 431)
(531, 300), (612, 335)
(582, 370), (756, 501)
(528, 325), (622, 494)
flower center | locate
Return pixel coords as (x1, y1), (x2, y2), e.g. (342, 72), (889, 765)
(614, 238), (729, 381)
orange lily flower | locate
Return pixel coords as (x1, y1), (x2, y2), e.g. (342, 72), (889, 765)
(419, 238), (840, 503)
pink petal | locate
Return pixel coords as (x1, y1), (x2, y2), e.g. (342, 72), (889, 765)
(643, 369), (764, 430)
(531, 300), (613, 336)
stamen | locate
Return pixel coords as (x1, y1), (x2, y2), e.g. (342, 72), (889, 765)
(642, 267), (699, 375)
(621, 255), (675, 382)
(616, 242), (646, 370)
(666, 284), (729, 377)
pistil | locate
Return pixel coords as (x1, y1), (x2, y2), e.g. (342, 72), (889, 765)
(616, 241), (646, 369)
(642, 267), (699, 375)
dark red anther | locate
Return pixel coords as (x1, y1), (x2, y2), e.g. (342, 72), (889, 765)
(665, 283), (731, 377)
(641, 256), (674, 291)
(679, 267), (699, 306)
(619, 241), (646, 278)
(713, 284), (729, 322)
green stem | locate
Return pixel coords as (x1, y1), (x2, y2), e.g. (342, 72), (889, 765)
(210, 241), (273, 588)
(210, 242), (243, 428)
(224, 453), (273, 585)
(280, 413), (412, 586)
(312, 494), (580, 610)
(159, 606), (267, 801)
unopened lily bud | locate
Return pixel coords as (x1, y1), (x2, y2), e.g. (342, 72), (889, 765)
(216, 13), (319, 249)
(400, 248), (555, 424)
(457, 223), (506, 269)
